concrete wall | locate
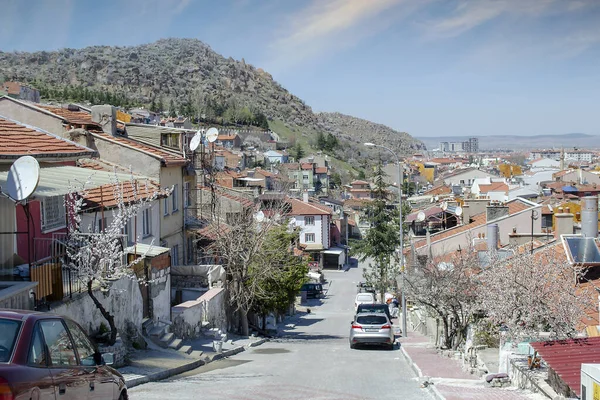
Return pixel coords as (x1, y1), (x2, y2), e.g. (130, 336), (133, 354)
(149, 254), (171, 322)
(0, 98), (65, 135)
(0, 281), (37, 309)
(159, 166), (184, 265)
(92, 135), (161, 179)
(171, 287), (226, 339)
(51, 276), (144, 337)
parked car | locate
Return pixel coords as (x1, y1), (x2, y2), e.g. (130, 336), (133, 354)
(356, 281), (375, 295)
(0, 309), (127, 400)
(349, 312), (395, 350)
(356, 303), (392, 322)
(354, 292), (375, 312)
(300, 283), (324, 299)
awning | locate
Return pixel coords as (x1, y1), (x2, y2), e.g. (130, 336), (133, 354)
(303, 244), (324, 251)
(125, 243), (170, 257)
(0, 166), (151, 199)
(322, 247), (345, 255)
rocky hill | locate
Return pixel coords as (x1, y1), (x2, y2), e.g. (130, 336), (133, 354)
(0, 38), (424, 160)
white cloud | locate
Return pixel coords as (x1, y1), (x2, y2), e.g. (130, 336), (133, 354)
(267, 0), (419, 70)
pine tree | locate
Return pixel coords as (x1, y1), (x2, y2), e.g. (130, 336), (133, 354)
(350, 162), (400, 301)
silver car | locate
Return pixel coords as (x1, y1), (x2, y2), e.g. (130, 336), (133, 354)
(349, 312), (395, 350)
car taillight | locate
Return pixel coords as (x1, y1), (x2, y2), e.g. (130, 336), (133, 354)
(0, 377), (13, 400)
(351, 324), (362, 330)
(381, 324), (391, 329)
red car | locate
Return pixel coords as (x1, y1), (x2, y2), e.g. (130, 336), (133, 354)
(0, 309), (127, 400)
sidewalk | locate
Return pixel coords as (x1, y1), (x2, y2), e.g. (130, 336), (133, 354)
(118, 335), (268, 388)
(399, 330), (547, 400)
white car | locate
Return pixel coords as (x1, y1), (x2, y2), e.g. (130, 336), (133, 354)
(354, 293), (375, 312)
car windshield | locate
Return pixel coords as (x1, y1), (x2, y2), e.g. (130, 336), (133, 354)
(0, 318), (21, 362)
(358, 305), (386, 313)
(356, 315), (387, 325)
(356, 294), (373, 302)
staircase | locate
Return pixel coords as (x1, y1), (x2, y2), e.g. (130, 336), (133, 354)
(142, 318), (188, 353)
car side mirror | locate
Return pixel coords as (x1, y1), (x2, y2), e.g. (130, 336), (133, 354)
(101, 352), (114, 366)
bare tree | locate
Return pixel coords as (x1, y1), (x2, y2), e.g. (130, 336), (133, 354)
(404, 246), (481, 350)
(64, 175), (162, 345)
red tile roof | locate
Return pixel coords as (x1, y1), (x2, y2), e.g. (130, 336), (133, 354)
(315, 167), (328, 174)
(82, 180), (163, 211)
(479, 182), (509, 193)
(2, 81), (22, 95)
(287, 198), (332, 216)
(0, 118), (95, 159)
(301, 163), (313, 170)
(406, 206), (443, 223)
(424, 185), (452, 196)
(36, 104), (101, 127)
(531, 336), (600, 397)
(90, 131), (187, 167)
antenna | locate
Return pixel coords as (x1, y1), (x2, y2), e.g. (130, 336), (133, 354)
(416, 211), (426, 222)
(455, 206), (463, 216)
(5, 156), (40, 201)
(189, 132), (202, 151)
(206, 127), (219, 143)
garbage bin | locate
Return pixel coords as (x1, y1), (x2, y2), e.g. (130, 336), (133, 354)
(300, 290), (308, 304)
(213, 340), (223, 353)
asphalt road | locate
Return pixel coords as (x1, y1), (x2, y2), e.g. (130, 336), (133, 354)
(129, 262), (432, 400)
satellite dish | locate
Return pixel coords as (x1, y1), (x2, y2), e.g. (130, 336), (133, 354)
(416, 211), (426, 222)
(441, 201), (448, 211)
(455, 206), (463, 216)
(6, 156), (40, 201)
(206, 127), (219, 143)
(189, 133), (201, 151)
(254, 211), (265, 222)
(290, 217), (297, 225)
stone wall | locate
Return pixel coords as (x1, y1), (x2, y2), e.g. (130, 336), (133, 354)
(98, 336), (127, 368)
(150, 264), (171, 322)
(171, 288), (226, 339)
(52, 276), (144, 339)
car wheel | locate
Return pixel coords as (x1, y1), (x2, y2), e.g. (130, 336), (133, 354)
(350, 343), (356, 349)
(387, 343), (395, 350)
(119, 390), (128, 400)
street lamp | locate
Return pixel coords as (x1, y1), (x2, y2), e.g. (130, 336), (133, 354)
(364, 142), (407, 337)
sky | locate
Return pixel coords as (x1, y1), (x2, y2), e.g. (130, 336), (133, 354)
(1, 0), (600, 137)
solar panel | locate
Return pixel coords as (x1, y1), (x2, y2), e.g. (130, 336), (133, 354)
(565, 237), (600, 263)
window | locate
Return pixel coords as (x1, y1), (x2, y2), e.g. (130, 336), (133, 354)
(172, 184), (179, 212)
(305, 216), (315, 225)
(163, 196), (169, 216)
(39, 319), (77, 366)
(41, 196), (66, 232)
(0, 319), (21, 363)
(303, 174), (309, 181)
(142, 208), (152, 237)
(305, 233), (315, 243)
(123, 219), (134, 245)
(171, 245), (179, 266)
(65, 320), (96, 366)
(184, 181), (191, 208)
(28, 324), (46, 366)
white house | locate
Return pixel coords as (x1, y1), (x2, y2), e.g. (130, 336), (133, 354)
(264, 150), (288, 164)
(529, 158), (561, 170)
(443, 168), (496, 187)
(565, 150), (594, 163)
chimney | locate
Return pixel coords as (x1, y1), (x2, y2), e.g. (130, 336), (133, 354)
(462, 204), (471, 224)
(91, 105), (117, 136)
(487, 224), (498, 251)
(554, 211), (574, 238)
(581, 196), (598, 238)
(486, 204), (509, 222)
(303, 191), (309, 203)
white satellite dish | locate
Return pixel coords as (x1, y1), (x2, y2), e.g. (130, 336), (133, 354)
(416, 211), (426, 222)
(254, 210), (265, 222)
(206, 127), (219, 143)
(189, 133), (202, 151)
(6, 156), (40, 201)
(455, 206), (463, 216)
(441, 201), (448, 211)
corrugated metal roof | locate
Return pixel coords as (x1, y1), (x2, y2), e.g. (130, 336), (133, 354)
(0, 166), (150, 199)
(125, 243), (170, 257)
(531, 336), (600, 397)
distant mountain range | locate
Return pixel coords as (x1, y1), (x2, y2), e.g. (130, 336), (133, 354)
(417, 133), (600, 152)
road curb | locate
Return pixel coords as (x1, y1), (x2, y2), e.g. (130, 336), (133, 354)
(125, 338), (270, 389)
(399, 345), (446, 400)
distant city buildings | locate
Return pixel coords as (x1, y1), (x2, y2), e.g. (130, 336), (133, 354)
(439, 137), (478, 153)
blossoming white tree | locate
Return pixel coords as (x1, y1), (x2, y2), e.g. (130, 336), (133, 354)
(478, 249), (595, 343)
(63, 176), (162, 345)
